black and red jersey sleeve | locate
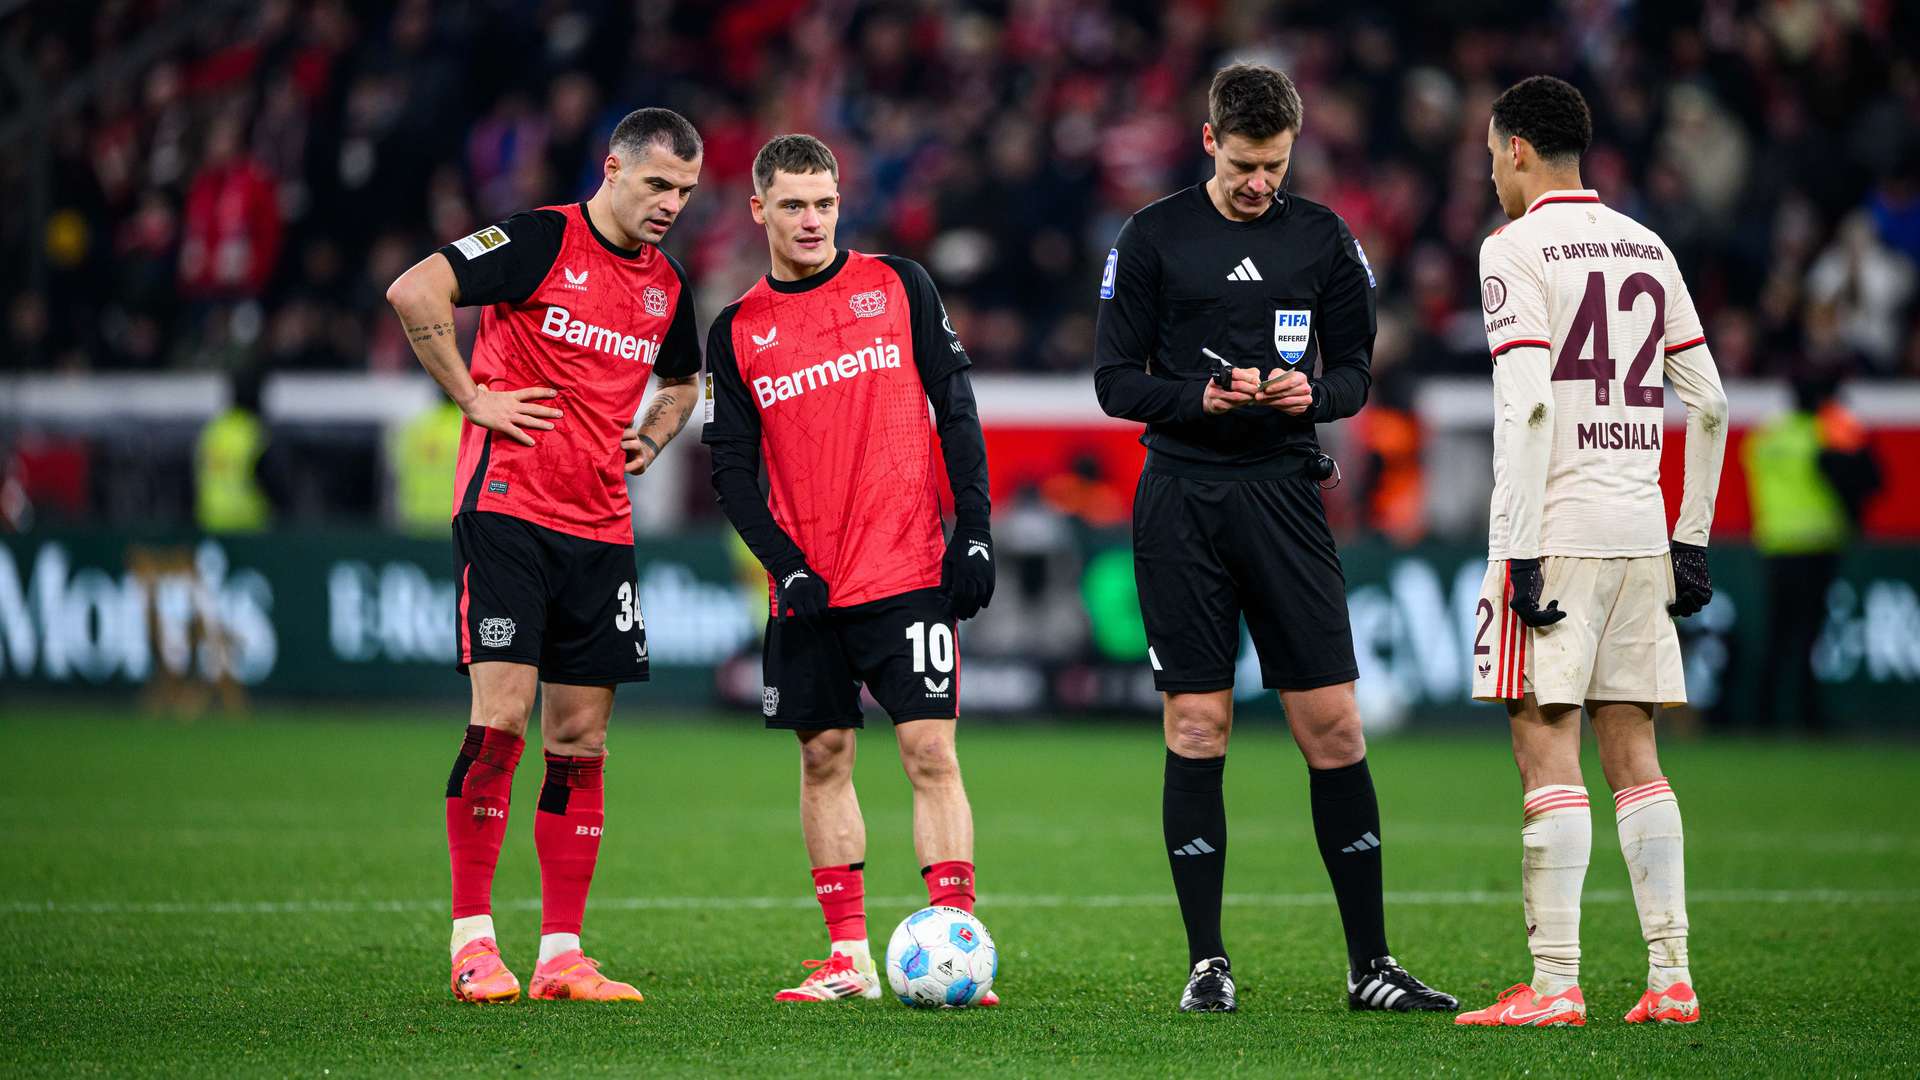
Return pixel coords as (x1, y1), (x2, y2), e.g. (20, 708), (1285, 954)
(703, 302), (810, 576)
(878, 255), (971, 385)
(878, 254), (990, 529)
(654, 251), (702, 379)
(439, 209), (566, 307)
(701, 305), (756, 447)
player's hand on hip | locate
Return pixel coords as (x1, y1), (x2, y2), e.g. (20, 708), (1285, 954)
(1202, 370), (1259, 415)
(941, 527), (995, 620)
(463, 385), (561, 447)
(1507, 557), (1566, 628)
(622, 430), (659, 475)
(1255, 370), (1314, 415)
(775, 565), (830, 623)
(1667, 541), (1713, 617)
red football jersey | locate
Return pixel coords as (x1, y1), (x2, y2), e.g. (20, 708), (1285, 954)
(703, 250), (971, 608)
(441, 202), (700, 544)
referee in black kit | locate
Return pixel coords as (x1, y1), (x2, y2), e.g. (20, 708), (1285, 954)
(1094, 62), (1456, 1015)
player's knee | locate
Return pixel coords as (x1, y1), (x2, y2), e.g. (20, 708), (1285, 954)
(472, 700), (534, 736)
(1299, 723), (1365, 769)
(1286, 694), (1365, 767)
(542, 713), (607, 757)
(798, 730), (855, 785)
(549, 728), (606, 758)
(1164, 694), (1230, 757)
(900, 737), (960, 788)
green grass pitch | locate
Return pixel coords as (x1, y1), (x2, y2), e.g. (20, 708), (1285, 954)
(3, 706), (1918, 1077)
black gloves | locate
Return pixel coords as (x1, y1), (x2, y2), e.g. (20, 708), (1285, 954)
(1508, 557), (1566, 628)
(941, 524), (995, 620)
(774, 565), (830, 622)
(1668, 541), (1712, 618)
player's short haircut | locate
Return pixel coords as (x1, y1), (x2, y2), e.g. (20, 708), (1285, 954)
(1208, 63), (1303, 141)
(1490, 76), (1592, 164)
(753, 134), (839, 196)
(609, 107), (702, 162)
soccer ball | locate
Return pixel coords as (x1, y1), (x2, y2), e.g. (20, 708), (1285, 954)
(885, 905), (997, 1008)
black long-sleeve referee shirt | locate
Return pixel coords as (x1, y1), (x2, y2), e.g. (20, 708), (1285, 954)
(1094, 184), (1377, 476)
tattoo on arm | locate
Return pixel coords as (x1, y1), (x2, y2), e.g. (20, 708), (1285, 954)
(405, 321), (457, 345)
(638, 382), (696, 442)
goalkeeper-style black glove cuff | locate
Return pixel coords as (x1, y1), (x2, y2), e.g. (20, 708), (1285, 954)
(1668, 541), (1712, 618)
(773, 565), (830, 623)
(941, 526), (995, 621)
(1507, 557), (1566, 628)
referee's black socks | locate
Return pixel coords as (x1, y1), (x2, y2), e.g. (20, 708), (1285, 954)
(1163, 749), (1228, 967)
(1309, 758), (1391, 970)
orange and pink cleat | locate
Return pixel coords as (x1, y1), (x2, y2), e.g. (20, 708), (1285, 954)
(1454, 983), (1587, 1027)
(450, 937), (521, 1004)
(1624, 982), (1701, 1024)
(527, 950), (644, 1002)
(774, 952), (884, 1002)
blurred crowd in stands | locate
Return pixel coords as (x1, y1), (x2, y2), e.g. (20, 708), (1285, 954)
(5, 0), (1917, 385)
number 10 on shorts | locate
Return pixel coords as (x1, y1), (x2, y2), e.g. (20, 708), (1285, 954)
(905, 621), (954, 674)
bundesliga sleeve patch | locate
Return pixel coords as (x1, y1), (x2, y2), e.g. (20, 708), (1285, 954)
(1100, 248), (1118, 299)
(703, 372), (715, 424)
(451, 225), (511, 260)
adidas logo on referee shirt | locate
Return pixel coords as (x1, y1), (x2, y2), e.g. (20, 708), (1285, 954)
(1226, 257), (1263, 282)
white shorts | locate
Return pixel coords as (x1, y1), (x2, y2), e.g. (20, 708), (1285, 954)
(1470, 555), (1686, 708)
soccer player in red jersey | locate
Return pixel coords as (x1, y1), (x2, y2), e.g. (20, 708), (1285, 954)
(703, 135), (997, 1004)
(385, 108), (705, 1004)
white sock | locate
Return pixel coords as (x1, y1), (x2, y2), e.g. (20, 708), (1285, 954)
(1521, 785), (1591, 995)
(538, 932), (581, 964)
(1614, 777), (1690, 990)
(831, 938), (873, 969)
(451, 914), (495, 960)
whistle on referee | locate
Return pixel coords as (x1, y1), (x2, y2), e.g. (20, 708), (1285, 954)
(1206, 348), (1293, 393)
(1204, 348), (1236, 390)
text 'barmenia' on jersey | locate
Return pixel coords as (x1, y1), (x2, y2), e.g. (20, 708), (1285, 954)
(752, 338), (902, 407)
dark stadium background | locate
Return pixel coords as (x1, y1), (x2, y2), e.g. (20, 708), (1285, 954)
(3, 0), (1916, 730)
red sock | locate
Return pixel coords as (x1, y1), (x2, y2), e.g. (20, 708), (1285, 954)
(811, 863), (867, 942)
(534, 752), (606, 936)
(445, 725), (524, 919)
(923, 860), (976, 912)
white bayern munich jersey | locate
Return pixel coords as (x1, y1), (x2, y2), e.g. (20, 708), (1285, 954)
(1479, 189), (1725, 559)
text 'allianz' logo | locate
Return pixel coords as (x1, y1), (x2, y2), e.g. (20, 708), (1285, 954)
(752, 338), (902, 408)
(539, 305), (659, 364)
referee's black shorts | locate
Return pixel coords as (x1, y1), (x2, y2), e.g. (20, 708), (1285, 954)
(1132, 468), (1358, 694)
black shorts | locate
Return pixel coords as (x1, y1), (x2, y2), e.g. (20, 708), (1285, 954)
(1133, 470), (1358, 694)
(762, 587), (959, 729)
(452, 511), (649, 686)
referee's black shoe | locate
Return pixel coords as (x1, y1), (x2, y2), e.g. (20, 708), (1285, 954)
(1347, 956), (1457, 1012)
(1180, 957), (1237, 1013)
